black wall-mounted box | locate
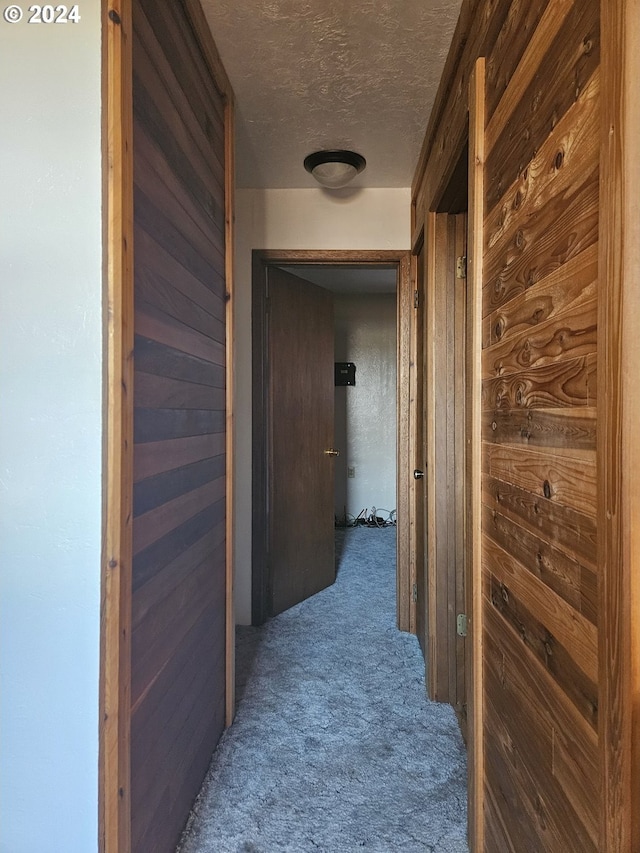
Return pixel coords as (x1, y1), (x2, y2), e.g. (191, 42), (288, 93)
(335, 362), (356, 386)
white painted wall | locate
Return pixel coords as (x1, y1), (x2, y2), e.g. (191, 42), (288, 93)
(0, 10), (103, 852)
(334, 294), (397, 522)
(234, 188), (410, 623)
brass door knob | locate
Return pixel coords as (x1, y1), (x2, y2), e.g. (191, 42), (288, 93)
(324, 449), (340, 457)
(414, 469), (424, 479)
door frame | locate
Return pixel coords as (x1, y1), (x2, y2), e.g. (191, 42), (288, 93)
(251, 249), (412, 629)
(100, 2), (235, 850)
(410, 61), (485, 847)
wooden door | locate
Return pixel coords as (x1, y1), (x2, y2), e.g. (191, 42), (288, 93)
(450, 214), (467, 733)
(267, 267), (336, 616)
(413, 238), (428, 658)
(130, 1), (229, 850)
(426, 209), (467, 729)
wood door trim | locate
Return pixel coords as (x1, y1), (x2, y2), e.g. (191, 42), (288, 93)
(398, 249), (414, 634)
(404, 245), (420, 637)
(467, 56), (485, 853)
(251, 249), (412, 629)
(599, 0), (640, 848)
(100, 2), (134, 850)
(100, 1), (236, 846)
(223, 97), (235, 727)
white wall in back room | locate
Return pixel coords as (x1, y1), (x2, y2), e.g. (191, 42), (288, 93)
(334, 294), (397, 523)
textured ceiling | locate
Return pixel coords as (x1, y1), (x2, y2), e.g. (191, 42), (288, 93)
(201, 0), (463, 188)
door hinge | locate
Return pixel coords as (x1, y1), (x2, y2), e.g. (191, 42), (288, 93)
(412, 583), (418, 603)
(456, 613), (468, 637)
(456, 256), (467, 279)
(414, 289), (420, 308)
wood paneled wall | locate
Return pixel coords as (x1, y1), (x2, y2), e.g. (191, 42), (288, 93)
(409, 0), (640, 849)
(481, 2), (599, 848)
(130, 1), (230, 849)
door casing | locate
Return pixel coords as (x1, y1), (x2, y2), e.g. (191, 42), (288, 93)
(251, 249), (412, 629)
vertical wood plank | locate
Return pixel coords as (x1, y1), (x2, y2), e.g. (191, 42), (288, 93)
(454, 213), (467, 727)
(425, 211), (440, 698)
(599, 0), (640, 848)
(397, 251), (414, 633)
(223, 96), (235, 728)
(408, 248), (420, 639)
(100, 1), (134, 851)
(467, 56), (485, 853)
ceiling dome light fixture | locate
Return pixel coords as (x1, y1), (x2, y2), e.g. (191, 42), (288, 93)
(303, 149), (366, 189)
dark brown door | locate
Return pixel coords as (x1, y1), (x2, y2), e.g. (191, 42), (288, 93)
(267, 267), (336, 616)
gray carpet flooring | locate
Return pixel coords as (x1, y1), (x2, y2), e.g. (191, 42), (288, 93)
(178, 527), (469, 853)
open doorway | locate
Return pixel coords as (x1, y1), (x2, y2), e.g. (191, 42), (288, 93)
(251, 250), (412, 628)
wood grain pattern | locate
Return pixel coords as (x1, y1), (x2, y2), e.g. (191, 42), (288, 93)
(134, 189), (223, 292)
(483, 245), (598, 349)
(131, 519), (225, 630)
(134, 371), (225, 412)
(133, 456), (224, 517)
(485, 444), (596, 516)
(484, 298), (597, 380)
(100, 2), (134, 851)
(483, 651), (598, 852)
(484, 0), (574, 156)
(598, 0), (640, 849)
(483, 536), (597, 683)
(133, 477), (225, 556)
(135, 227), (225, 321)
(485, 72), (599, 259)
(411, 237), (426, 652)
(482, 406), (596, 451)
(133, 500), (225, 595)
(484, 606), (599, 851)
(482, 503), (597, 625)
(484, 0), (549, 120)
(223, 88), (235, 728)
(483, 474), (597, 568)
(133, 121), (223, 263)
(482, 354), (597, 411)
(553, 726), (598, 844)
(134, 433), (225, 481)
(485, 0), (600, 214)
(136, 301), (225, 364)
(130, 2), (230, 850)
(412, 0), (614, 847)
(397, 252), (413, 633)
(430, 212), (452, 700)
(466, 58), (485, 850)
(483, 175), (599, 317)
(489, 596), (595, 736)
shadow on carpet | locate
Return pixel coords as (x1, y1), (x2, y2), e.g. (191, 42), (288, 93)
(178, 527), (469, 852)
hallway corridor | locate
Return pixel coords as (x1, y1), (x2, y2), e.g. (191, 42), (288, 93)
(178, 527), (468, 852)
